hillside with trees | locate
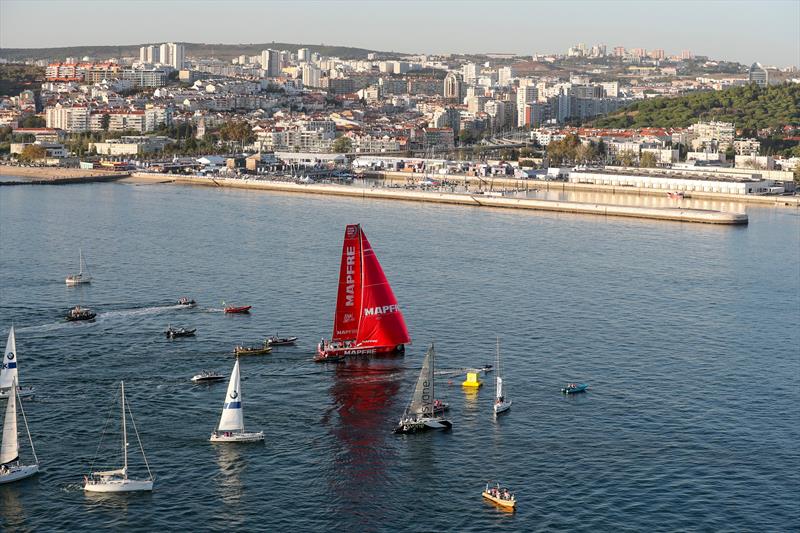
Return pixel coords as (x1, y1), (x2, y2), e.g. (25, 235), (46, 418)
(589, 84), (800, 133)
(0, 42), (385, 62)
(0, 64), (44, 96)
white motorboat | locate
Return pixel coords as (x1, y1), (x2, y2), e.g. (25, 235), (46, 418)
(84, 381), (154, 493)
(191, 370), (225, 383)
(210, 358), (264, 443)
(0, 378), (39, 485)
(394, 343), (452, 434)
(65, 248), (92, 285)
(493, 337), (512, 415)
(0, 326), (35, 400)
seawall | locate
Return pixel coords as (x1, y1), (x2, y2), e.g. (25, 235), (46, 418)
(130, 172), (749, 225)
(364, 170), (800, 208)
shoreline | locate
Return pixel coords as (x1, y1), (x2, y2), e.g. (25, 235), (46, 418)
(0, 165), (129, 184)
(129, 172), (749, 225)
(363, 170), (800, 208)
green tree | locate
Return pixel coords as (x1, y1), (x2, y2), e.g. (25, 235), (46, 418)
(332, 136), (353, 153)
(640, 151), (658, 168)
(19, 115), (45, 128)
(18, 144), (46, 161)
(219, 121), (255, 144)
(618, 150), (638, 167)
(100, 113), (110, 132)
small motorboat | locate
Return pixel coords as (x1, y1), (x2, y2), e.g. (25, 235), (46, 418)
(314, 351), (345, 363)
(191, 370), (225, 383)
(667, 191), (685, 199)
(165, 326), (196, 338)
(482, 482), (516, 510)
(561, 382), (589, 394)
(233, 342), (271, 356)
(480, 364), (494, 373)
(266, 335), (298, 346)
(433, 399), (450, 414)
(177, 297), (197, 307)
(224, 305), (251, 314)
(65, 306), (96, 322)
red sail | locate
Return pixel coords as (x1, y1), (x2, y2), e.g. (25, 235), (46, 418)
(355, 229), (411, 348)
(332, 224), (363, 342)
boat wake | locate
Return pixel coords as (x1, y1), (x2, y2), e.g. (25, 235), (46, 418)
(95, 304), (185, 321)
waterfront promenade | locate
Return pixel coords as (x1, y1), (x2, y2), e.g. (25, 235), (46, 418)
(364, 170), (800, 208)
(130, 172), (749, 225)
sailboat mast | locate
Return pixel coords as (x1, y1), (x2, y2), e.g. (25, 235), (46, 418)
(16, 379), (38, 465)
(121, 381), (128, 475)
(430, 345), (435, 418)
(79, 248), (84, 275)
(496, 337), (500, 397)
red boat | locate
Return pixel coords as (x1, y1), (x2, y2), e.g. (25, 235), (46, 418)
(316, 224), (411, 362)
(224, 305), (252, 314)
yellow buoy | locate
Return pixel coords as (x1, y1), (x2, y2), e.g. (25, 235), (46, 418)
(462, 371), (482, 388)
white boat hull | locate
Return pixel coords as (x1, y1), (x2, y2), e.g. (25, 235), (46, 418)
(210, 431), (264, 443)
(494, 400), (512, 414)
(65, 277), (91, 286)
(0, 464), (39, 484)
(0, 386), (35, 400)
(84, 478), (153, 493)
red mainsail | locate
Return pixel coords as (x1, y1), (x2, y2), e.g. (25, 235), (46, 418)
(355, 229), (411, 348)
(332, 224), (363, 342)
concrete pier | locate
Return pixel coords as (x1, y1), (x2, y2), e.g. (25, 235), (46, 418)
(131, 173), (749, 225)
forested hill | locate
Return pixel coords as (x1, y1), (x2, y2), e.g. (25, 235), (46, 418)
(588, 84), (800, 132)
(0, 42), (386, 62)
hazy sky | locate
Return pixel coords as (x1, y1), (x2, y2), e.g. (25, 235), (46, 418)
(1, 0), (798, 66)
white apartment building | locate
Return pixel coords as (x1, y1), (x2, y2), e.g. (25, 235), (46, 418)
(45, 105), (90, 133)
(498, 66), (514, 86)
(302, 64), (321, 88)
(462, 63), (478, 84)
(261, 49), (281, 77)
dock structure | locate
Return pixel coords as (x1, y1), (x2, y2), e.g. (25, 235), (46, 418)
(131, 173), (749, 225)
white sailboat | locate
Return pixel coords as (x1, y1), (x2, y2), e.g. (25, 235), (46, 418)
(84, 381), (154, 493)
(394, 343), (453, 434)
(210, 358), (264, 443)
(65, 248), (92, 285)
(0, 326), (35, 400)
(493, 338), (512, 415)
(0, 378), (39, 484)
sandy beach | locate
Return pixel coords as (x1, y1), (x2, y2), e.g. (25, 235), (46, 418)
(0, 165), (128, 182)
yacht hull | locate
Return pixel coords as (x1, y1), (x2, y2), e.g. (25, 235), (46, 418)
(0, 464), (39, 484)
(84, 478), (153, 493)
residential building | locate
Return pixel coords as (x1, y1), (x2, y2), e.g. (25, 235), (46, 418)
(498, 66), (514, 86)
(261, 49), (281, 77)
(443, 71), (462, 102)
(302, 64), (322, 88)
(516, 85), (537, 127)
(45, 104), (89, 133)
(748, 63), (769, 86)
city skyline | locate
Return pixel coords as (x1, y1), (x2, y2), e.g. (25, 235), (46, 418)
(1, 0), (798, 67)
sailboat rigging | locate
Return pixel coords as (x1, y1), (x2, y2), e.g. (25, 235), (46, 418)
(493, 338), (511, 415)
(210, 358), (264, 443)
(0, 326), (35, 400)
(66, 248), (92, 285)
(0, 378), (39, 484)
(394, 343), (452, 434)
(84, 381), (154, 492)
(317, 224), (411, 362)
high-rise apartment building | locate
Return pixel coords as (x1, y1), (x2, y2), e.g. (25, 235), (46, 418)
(498, 66), (514, 86)
(261, 49), (281, 77)
(302, 64), (321, 88)
(516, 85), (537, 127)
(443, 71), (462, 102)
(462, 62), (478, 84)
(298, 48), (310, 62)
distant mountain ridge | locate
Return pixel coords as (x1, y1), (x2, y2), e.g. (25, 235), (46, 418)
(0, 42), (392, 62)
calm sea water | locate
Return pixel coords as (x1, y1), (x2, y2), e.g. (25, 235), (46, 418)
(1, 180), (798, 532)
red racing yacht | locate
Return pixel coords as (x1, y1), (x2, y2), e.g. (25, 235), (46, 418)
(316, 224), (411, 362)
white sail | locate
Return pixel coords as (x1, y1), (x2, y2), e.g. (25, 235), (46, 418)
(217, 359), (244, 432)
(0, 326), (18, 390)
(407, 345), (434, 417)
(496, 376), (504, 399)
(0, 381), (19, 464)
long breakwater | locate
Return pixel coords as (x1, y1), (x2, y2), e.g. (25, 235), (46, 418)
(131, 173), (748, 225)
